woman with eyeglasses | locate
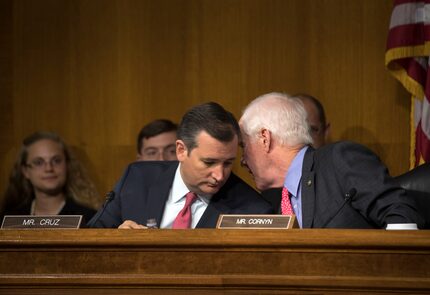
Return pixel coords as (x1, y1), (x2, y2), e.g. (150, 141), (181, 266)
(0, 131), (100, 226)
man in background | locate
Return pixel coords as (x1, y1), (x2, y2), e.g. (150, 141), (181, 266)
(294, 93), (330, 148)
(136, 119), (178, 161)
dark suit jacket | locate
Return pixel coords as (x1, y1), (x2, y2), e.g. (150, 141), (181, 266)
(261, 141), (424, 229)
(89, 161), (273, 228)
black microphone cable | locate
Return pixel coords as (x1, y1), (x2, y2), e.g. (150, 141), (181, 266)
(321, 188), (357, 228)
(87, 191), (115, 228)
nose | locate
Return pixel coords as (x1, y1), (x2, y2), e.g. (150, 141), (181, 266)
(211, 165), (225, 182)
(44, 161), (54, 171)
(155, 149), (164, 161)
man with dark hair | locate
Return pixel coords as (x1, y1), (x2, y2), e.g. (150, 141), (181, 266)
(293, 93), (330, 148)
(136, 119), (178, 161)
(89, 102), (273, 228)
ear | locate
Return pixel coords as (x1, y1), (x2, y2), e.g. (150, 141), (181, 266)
(259, 128), (272, 153)
(176, 139), (188, 161)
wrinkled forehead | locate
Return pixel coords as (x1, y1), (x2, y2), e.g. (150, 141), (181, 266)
(191, 131), (237, 154)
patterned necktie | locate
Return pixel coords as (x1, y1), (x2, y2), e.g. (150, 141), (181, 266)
(281, 187), (294, 215)
(172, 192), (198, 229)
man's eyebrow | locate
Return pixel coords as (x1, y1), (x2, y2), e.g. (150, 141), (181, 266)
(201, 157), (236, 162)
(30, 155), (62, 160)
(201, 157), (216, 161)
(224, 157), (236, 162)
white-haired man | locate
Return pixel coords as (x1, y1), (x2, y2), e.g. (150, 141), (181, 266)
(239, 92), (424, 229)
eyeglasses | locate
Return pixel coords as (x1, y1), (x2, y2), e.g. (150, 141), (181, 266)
(25, 156), (65, 170)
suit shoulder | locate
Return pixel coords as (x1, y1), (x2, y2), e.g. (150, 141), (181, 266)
(218, 173), (273, 213)
(116, 161), (178, 192)
(223, 173), (259, 194)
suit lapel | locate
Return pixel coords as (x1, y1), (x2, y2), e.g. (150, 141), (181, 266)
(301, 148), (316, 228)
(196, 194), (231, 228)
(143, 163), (178, 226)
(261, 188), (282, 213)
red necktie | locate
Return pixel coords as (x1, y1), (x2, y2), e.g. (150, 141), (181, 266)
(172, 192), (198, 229)
(281, 187), (294, 215)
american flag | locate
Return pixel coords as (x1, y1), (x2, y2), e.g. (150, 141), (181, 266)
(386, 0), (430, 167)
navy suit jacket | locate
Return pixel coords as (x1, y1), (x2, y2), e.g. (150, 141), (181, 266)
(89, 161), (273, 228)
(261, 141), (424, 229)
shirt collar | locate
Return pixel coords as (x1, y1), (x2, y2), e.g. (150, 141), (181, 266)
(283, 146), (308, 198)
(171, 164), (210, 205)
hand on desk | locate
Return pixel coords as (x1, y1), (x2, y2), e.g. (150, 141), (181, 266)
(118, 220), (148, 229)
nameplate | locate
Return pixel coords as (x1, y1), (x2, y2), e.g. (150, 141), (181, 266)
(1, 215), (82, 229)
(216, 214), (299, 229)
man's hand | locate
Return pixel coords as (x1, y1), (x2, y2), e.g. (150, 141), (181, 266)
(118, 220), (147, 229)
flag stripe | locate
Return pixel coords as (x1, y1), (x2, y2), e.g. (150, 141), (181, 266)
(394, 0), (428, 6)
(386, 24), (430, 48)
(414, 97), (423, 129)
(389, 2), (430, 29)
(421, 95), (430, 136)
(386, 0), (430, 168)
(416, 122), (430, 163)
(397, 58), (427, 87)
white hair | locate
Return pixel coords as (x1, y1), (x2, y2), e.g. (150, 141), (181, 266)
(241, 92), (313, 146)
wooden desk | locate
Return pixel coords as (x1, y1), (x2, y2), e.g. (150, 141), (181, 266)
(0, 229), (429, 294)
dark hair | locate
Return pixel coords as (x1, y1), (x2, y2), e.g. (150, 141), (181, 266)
(137, 119), (178, 153)
(177, 102), (240, 152)
(294, 93), (327, 128)
(0, 131), (100, 215)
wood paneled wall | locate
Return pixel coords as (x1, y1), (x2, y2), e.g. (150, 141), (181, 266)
(0, 0), (410, 204)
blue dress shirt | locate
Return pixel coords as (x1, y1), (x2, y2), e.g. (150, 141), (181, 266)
(283, 146), (308, 228)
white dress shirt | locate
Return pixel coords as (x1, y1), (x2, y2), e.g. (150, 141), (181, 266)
(159, 164), (210, 228)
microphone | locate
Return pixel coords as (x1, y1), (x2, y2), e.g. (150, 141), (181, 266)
(321, 188), (357, 228)
(87, 191), (115, 228)
(344, 188), (357, 202)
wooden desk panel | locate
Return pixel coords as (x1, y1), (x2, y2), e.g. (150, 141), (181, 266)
(0, 229), (429, 294)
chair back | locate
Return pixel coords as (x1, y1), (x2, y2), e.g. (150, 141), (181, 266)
(395, 163), (430, 192)
(394, 163), (430, 229)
